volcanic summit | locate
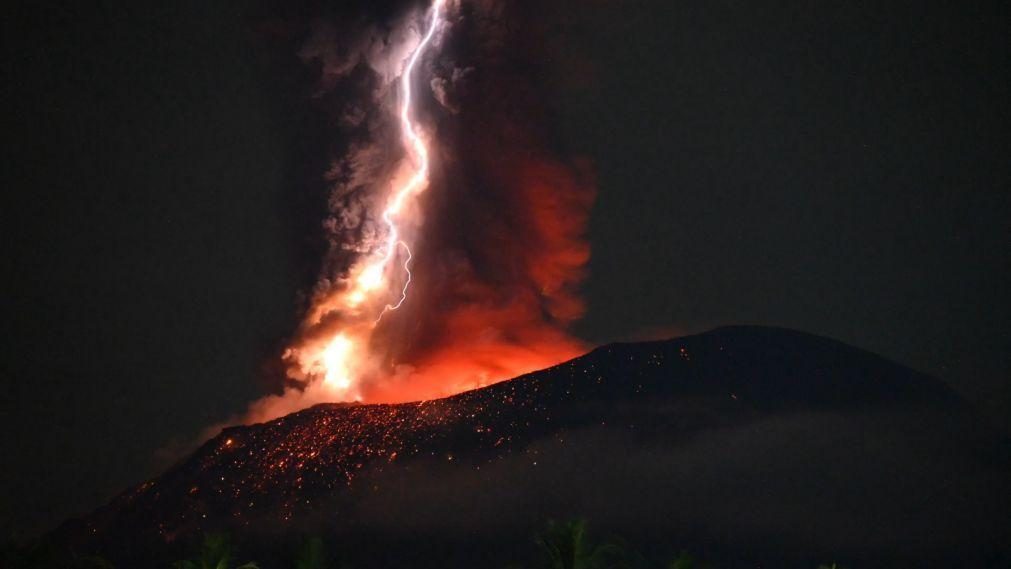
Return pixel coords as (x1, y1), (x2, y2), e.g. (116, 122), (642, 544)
(54, 327), (1010, 567)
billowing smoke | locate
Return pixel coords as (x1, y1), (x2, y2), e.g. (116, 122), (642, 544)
(243, 0), (595, 423)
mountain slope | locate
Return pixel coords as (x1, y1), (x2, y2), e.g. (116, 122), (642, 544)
(57, 327), (1010, 567)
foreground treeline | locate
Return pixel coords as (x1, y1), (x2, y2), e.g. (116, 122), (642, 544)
(2, 519), (846, 569)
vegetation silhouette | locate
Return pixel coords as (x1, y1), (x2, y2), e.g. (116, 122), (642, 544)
(171, 533), (258, 569)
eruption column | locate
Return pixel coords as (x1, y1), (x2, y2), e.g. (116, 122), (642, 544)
(308, 0), (445, 396)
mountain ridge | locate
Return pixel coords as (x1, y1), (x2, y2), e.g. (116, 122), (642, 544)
(52, 326), (1011, 567)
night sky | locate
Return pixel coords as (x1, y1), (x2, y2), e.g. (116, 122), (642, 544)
(2, 0), (1008, 540)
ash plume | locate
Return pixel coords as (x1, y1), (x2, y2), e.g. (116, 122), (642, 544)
(242, 0), (596, 423)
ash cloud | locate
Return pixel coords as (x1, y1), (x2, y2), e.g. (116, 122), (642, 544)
(236, 0), (598, 419)
(295, 3), (424, 298)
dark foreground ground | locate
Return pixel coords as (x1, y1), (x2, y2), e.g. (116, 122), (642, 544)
(10, 327), (1011, 567)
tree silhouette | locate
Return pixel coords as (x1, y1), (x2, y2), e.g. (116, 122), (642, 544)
(172, 533), (258, 569)
(294, 537), (327, 569)
(533, 519), (630, 569)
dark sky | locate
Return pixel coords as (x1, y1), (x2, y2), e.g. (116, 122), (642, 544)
(2, 0), (1008, 540)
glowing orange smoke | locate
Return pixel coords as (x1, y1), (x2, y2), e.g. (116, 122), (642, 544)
(360, 155), (597, 403)
(236, 0), (597, 424)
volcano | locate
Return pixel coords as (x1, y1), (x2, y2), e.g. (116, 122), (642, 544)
(52, 327), (1010, 567)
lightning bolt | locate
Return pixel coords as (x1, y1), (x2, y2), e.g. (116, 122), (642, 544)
(371, 0), (444, 322)
(375, 241), (412, 323)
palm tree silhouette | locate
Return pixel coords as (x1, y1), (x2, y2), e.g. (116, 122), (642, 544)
(172, 533), (258, 569)
(294, 537), (327, 569)
(534, 519), (630, 569)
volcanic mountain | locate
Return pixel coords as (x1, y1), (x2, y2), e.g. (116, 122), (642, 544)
(55, 327), (1010, 567)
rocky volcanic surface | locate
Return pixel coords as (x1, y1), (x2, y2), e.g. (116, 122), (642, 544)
(57, 327), (1010, 567)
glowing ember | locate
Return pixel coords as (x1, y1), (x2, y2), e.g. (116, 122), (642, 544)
(115, 341), (682, 532)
